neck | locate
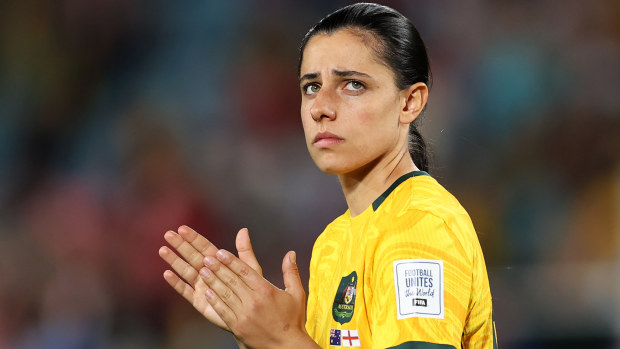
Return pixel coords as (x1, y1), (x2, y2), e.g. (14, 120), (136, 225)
(338, 147), (418, 217)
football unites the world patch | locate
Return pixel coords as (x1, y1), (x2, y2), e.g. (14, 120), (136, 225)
(393, 259), (444, 319)
(329, 329), (361, 347)
(332, 271), (357, 324)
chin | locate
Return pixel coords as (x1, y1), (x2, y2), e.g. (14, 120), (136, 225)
(312, 162), (338, 174)
(319, 167), (343, 175)
(313, 159), (356, 175)
(309, 150), (365, 175)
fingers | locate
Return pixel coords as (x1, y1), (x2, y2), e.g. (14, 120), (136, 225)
(200, 256), (248, 313)
(282, 251), (305, 301)
(166, 225), (220, 271)
(163, 269), (195, 304)
(204, 286), (238, 328)
(212, 249), (265, 291)
(159, 245), (200, 286)
(178, 225), (220, 258)
(164, 230), (205, 270)
(235, 228), (263, 275)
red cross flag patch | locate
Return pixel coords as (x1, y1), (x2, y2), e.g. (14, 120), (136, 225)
(341, 329), (361, 347)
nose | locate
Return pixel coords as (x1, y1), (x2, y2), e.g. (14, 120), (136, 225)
(310, 90), (336, 121)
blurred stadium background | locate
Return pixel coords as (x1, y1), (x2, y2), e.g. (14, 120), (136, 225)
(0, 0), (618, 348)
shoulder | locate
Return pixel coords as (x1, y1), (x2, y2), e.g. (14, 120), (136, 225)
(378, 175), (476, 238)
(371, 175), (480, 262)
(393, 175), (466, 218)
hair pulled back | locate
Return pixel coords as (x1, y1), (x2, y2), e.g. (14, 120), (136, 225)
(298, 3), (432, 172)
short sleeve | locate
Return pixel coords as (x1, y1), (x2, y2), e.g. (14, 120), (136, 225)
(368, 211), (492, 349)
(461, 237), (496, 349)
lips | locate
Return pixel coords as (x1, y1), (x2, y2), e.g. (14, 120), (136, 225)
(313, 131), (344, 147)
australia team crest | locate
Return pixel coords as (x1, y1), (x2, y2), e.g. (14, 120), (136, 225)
(332, 271), (357, 324)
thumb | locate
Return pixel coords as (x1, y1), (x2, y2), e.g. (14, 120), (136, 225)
(235, 228), (263, 276)
(282, 251), (304, 300)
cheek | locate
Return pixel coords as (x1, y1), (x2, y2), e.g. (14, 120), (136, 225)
(300, 108), (314, 143)
(350, 107), (399, 152)
(350, 107), (388, 138)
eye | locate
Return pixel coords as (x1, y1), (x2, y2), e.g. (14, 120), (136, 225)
(344, 80), (365, 91)
(303, 83), (321, 95)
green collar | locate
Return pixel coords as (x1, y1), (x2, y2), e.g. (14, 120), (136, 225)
(372, 171), (430, 211)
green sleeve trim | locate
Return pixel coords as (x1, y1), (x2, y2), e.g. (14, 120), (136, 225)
(388, 341), (456, 349)
(372, 171), (430, 211)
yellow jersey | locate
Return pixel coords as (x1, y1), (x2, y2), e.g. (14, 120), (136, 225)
(306, 171), (497, 349)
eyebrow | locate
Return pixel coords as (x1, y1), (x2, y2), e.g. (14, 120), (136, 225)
(299, 72), (319, 84)
(298, 70), (371, 83)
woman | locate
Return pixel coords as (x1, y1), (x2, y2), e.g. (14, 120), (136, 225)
(159, 3), (496, 348)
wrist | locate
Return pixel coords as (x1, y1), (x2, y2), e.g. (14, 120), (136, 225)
(278, 330), (319, 349)
(234, 335), (248, 349)
(236, 331), (318, 349)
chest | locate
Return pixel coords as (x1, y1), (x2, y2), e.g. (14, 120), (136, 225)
(309, 226), (376, 347)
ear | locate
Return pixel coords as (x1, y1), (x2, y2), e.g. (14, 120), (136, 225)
(399, 82), (429, 125)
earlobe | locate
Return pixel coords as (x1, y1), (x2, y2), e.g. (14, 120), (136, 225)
(400, 82), (428, 124)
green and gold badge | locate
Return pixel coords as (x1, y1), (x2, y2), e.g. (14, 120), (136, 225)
(332, 271), (357, 324)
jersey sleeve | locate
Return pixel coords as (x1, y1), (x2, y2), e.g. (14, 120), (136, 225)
(367, 211), (495, 349)
(461, 236), (497, 349)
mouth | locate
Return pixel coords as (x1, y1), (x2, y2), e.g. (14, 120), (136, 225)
(313, 131), (344, 147)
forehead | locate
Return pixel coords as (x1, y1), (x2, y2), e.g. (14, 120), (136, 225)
(300, 29), (388, 76)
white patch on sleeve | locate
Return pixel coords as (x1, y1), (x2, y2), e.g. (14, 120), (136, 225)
(393, 259), (444, 319)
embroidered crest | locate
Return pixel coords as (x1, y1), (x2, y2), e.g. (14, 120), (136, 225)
(332, 271), (357, 324)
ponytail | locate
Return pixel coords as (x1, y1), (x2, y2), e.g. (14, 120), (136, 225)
(408, 122), (430, 172)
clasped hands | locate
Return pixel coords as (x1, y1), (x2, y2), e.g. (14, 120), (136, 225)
(159, 226), (319, 349)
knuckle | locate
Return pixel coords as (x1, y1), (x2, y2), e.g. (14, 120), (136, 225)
(249, 299), (262, 312)
(221, 289), (232, 301)
(239, 267), (250, 277)
(224, 275), (237, 287)
(261, 286), (275, 300)
(182, 265), (195, 278)
(190, 254), (202, 267)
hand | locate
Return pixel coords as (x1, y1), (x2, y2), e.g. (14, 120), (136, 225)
(199, 248), (320, 349)
(159, 225), (262, 331)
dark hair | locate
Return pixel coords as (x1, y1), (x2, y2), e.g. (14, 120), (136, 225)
(298, 3), (432, 172)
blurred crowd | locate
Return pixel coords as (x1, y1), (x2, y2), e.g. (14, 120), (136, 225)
(0, 0), (618, 348)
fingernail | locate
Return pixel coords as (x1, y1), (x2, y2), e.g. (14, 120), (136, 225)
(289, 251), (296, 264)
(216, 250), (228, 262)
(204, 256), (216, 267)
(206, 289), (215, 299)
(200, 268), (211, 278)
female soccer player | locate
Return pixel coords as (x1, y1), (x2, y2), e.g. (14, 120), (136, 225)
(159, 3), (496, 348)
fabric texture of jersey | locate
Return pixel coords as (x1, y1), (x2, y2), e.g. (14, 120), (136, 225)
(306, 171), (496, 349)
